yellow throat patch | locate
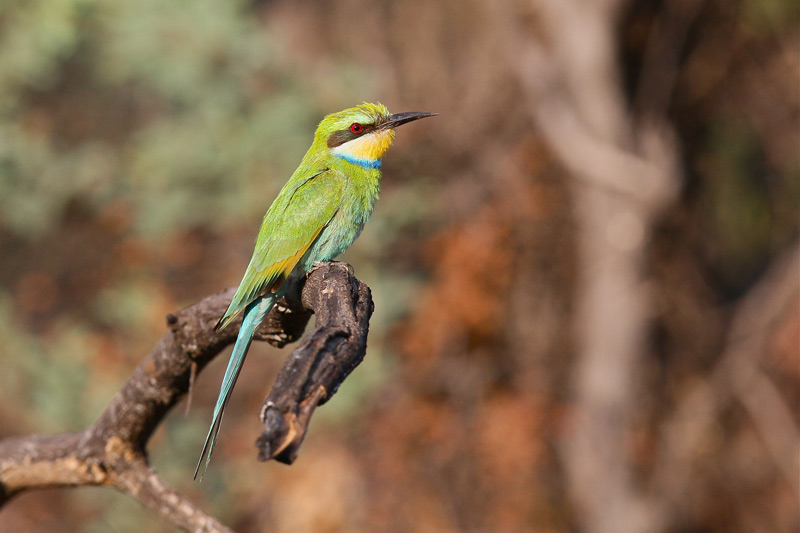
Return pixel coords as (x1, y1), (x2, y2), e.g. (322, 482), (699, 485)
(332, 129), (396, 163)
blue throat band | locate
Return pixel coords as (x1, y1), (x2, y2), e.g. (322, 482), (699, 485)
(335, 153), (382, 169)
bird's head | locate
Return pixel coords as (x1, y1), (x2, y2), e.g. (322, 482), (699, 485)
(316, 102), (436, 167)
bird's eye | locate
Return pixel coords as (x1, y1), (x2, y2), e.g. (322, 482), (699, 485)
(349, 123), (363, 134)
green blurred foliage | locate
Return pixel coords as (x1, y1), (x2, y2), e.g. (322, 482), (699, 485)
(698, 116), (798, 291)
(0, 0), (323, 239)
(742, 0), (800, 35)
(0, 295), (97, 432)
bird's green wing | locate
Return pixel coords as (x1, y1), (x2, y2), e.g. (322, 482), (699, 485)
(217, 169), (341, 330)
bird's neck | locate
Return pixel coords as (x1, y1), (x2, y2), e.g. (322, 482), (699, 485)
(334, 153), (382, 169)
(329, 129), (395, 170)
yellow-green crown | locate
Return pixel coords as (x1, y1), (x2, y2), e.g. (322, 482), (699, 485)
(315, 102), (390, 139)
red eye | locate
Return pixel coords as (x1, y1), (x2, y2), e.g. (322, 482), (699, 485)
(349, 123), (363, 134)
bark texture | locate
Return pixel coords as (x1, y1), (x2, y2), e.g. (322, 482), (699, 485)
(0, 262), (372, 532)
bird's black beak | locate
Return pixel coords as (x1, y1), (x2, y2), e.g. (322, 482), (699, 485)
(380, 111), (438, 129)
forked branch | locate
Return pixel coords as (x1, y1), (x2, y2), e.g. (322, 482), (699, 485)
(0, 262), (373, 532)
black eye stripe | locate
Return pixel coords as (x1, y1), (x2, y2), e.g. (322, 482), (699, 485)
(326, 122), (377, 148)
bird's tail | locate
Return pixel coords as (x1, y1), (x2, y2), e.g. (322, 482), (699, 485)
(194, 295), (275, 480)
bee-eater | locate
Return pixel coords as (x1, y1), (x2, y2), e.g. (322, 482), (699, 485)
(195, 102), (435, 478)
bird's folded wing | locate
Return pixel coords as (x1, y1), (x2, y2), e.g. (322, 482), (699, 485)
(217, 170), (341, 330)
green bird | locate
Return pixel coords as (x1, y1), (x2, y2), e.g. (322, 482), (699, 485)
(195, 102), (435, 478)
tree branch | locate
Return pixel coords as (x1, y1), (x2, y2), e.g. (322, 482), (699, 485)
(0, 261), (372, 532)
(257, 262), (373, 464)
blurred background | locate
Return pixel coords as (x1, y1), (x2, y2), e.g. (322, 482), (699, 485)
(0, 0), (797, 531)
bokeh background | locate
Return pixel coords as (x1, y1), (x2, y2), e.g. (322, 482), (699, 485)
(0, 0), (797, 531)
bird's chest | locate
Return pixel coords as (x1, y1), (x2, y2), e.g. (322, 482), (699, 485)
(309, 172), (380, 263)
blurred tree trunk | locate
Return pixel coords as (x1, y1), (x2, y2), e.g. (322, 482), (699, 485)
(503, 0), (679, 530)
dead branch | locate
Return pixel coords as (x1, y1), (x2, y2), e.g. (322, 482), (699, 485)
(256, 262), (374, 464)
(0, 261), (373, 532)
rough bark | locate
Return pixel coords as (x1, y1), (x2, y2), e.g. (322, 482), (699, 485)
(257, 262), (373, 464)
(0, 262), (372, 532)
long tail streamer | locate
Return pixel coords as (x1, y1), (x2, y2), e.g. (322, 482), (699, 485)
(194, 295), (275, 480)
